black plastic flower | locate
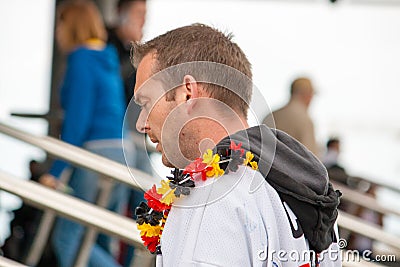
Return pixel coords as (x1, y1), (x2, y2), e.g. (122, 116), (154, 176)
(225, 149), (244, 173)
(155, 245), (162, 255)
(167, 169), (195, 197)
(135, 202), (163, 226)
(215, 147), (229, 171)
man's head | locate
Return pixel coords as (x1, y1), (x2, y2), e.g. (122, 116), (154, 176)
(327, 138), (340, 152)
(116, 0), (146, 44)
(132, 24), (252, 167)
(290, 77), (315, 108)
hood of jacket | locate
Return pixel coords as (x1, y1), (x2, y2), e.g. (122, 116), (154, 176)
(216, 125), (341, 253)
(68, 44), (120, 73)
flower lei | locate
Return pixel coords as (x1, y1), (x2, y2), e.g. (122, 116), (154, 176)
(135, 141), (258, 254)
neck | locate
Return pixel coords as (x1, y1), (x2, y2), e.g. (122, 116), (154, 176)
(290, 97), (308, 110)
(181, 99), (249, 162)
(197, 117), (249, 153)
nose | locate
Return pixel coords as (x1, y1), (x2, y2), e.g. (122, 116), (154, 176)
(136, 110), (149, 133)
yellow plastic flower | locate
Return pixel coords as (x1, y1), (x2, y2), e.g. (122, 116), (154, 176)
(161, 189), (177, 205)
(250, 161), (258, 170)
(206, 163), (225, 178)
(157, 180), (177, 205)
(137, 223), (162, 237)
(157, 180), (171, 194)
(202, 149), (220, 166)
(243, 151), (255, 165)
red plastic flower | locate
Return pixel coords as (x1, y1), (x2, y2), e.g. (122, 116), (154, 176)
(141, 235), (159, 253)
(230, 141), (244, 156)
(144, 185), (171, 211)
(183, 157), (212, 181)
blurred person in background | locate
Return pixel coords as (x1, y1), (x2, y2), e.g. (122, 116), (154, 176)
(108, 0), (146, 106)
(39, 1), (133, 266)
(106, 1), (149, 266)
(263, 77), (319, 156)
(323, 137), (348, 185)
(323, 138), (341, 168)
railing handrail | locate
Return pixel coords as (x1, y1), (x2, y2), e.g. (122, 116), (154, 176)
(0, 121), (158, 191)
(0, 169), (141, 246)
(332, 181), (400, 218)
(0, 256), (29, 267)
(338, 211), (400, 251)
(347, 177), (400, 195)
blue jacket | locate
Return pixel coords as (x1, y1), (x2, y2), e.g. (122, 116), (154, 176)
(50, 45), (125, 178)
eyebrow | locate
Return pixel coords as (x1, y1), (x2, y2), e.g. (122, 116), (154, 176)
(133, 92), (150, 107)
(133, 91), (143, 106)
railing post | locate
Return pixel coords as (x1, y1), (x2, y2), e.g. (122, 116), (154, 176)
(24, 169), (72, 266)
(73, 175), (114, 267)
(24, 209), (56, 266)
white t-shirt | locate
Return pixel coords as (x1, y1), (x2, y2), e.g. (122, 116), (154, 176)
(157, 166), (342, 267)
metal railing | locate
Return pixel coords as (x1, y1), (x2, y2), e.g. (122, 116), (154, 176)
(338, 211), (400, 250)
(0, 170), (155, 267)
(332, 181), (400, 217)
(0, 121), (399, 267)
(0, 170), (141, 245)
(334, 181), (400, 266)
(0, 122), (157, 267)
(0, 122), (157, 190)
(0, 256), (28, 267)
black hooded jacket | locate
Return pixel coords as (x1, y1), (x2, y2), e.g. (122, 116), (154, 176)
(216, 125), (341, 253)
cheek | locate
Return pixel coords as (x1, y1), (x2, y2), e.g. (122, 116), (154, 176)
(178, 122), (201, 158)
(136, 15), (145, 27)
(129, 20), (143, 40)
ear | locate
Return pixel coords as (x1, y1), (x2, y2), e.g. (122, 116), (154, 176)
(175, 75), (199, 114)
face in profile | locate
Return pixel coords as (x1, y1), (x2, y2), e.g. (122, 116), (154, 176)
(134, 56), (255, 169)
(135, 54), (216, 168)
(134, 54), (178, 168)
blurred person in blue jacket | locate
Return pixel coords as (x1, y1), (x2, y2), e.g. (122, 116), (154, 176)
(107, 1), (150, 266)
(39, 1), (133, 267)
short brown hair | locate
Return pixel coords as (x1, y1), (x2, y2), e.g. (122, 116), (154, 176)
(290, 77), (312, 96)
(132, 24), (252, 119)
(57, 0), (107, 51)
